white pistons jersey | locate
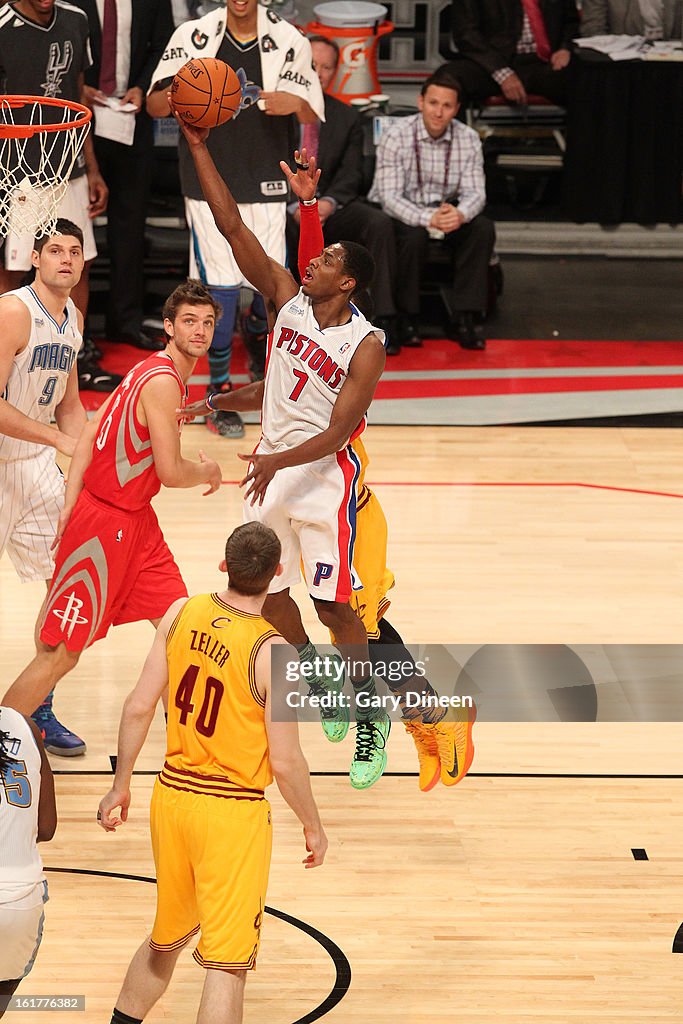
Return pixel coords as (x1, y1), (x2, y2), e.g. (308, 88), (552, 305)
(0, 285), (81, 462)
(261, 290), (383, 452)
(0, 707), (44, 901)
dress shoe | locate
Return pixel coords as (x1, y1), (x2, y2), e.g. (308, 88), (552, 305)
(486, 260), (504, 315)
(374, 316), (401, 356)
(459, 334), (486, 351)
(80, 337), (103, 362)
(450, 314), (487, 351)
(116, 331), (165, 351)
(396, 316), (422, 348)
(490, 260), (504, 297)
(78, 361), (123, 392)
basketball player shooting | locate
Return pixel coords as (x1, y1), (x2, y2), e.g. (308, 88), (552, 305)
(177, 115), (391, 790)
(295, 184), (476, 793)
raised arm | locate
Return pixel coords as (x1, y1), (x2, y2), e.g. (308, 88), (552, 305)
(279, 151), (325, 279)
(98, 598), (187, 831)
(241, 332), (386, 504)
(178, 116), (298, 313)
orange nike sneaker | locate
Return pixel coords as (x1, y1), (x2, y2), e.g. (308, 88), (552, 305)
(433, 704), (476, 787)
(403, 720), (440, 792)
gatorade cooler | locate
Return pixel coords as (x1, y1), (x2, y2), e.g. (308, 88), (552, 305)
(307, 2), (393, 103)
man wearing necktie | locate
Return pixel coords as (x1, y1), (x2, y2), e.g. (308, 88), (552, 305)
(443, 0), (579, 107)
(74, 0), (174, 350)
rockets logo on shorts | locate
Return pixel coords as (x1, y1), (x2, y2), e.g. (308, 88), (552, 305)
(52, 592), (89, 640)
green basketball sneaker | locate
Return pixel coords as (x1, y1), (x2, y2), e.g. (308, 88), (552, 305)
(306, 655), (349, 743)
(349, 714), (391, 790)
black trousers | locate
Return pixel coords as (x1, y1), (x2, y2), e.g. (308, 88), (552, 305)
(391, 214), (495, 318)
(287, 199), (397, 318)
(95, 118), (154, 337)
(444, 53), (572, 107)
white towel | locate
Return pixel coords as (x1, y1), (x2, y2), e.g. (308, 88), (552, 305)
(149, 4), (325, 120)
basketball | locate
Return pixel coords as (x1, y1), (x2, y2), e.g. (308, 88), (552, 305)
(170, 58), (242, 129)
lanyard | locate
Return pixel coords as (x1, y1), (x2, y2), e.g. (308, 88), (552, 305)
(414, 120), (452, 204)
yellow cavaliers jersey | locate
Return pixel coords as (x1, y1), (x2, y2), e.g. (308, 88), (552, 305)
(348, 435), (394, 638)
(351, 435), (370, 504)
(162, 593), (279, 799)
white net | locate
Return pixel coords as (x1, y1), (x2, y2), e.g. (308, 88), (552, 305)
(0, 96), (91, 240)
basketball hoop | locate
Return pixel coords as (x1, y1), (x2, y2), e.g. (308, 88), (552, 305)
(0, 96), (92, 240)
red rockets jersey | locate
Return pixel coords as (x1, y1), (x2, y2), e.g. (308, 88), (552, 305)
(83, 352), (186, 512)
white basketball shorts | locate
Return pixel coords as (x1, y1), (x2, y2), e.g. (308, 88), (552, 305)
(0, 448), (64, 582)
(0, 881), (48, 982)
(5, 176), (97, 271)
(185, 199), (286, 289)
(243, 446), (362, 603)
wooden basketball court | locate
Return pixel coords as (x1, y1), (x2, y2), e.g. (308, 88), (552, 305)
(3, 424), (683, 1022)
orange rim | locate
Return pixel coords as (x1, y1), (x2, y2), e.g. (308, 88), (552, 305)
(0, 95), (92, 139)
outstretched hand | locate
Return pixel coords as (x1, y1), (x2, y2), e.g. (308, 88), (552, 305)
(168, 95), (210, 146)
(178, 397), (210, 422)
(279, 149), (321, 203)
(238, 451), (281, 505)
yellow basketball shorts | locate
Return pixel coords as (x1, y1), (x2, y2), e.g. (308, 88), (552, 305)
(149, 779), (272, 970)
(350, 486), (395, 639)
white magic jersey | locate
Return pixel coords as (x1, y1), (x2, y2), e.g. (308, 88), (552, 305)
(261, 290), (383, 452)
(0, 285), (81, 462)
(0, 707), (44, 901)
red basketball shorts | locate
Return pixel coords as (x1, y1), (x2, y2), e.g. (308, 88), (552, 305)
(40, 490), (187, 652)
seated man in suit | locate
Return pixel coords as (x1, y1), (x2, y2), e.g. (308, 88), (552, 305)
(369, 69), (495, 351)
(443, 0), (579, 107)
(286, 36), (414, 356)
(580, 0), (681, 38)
